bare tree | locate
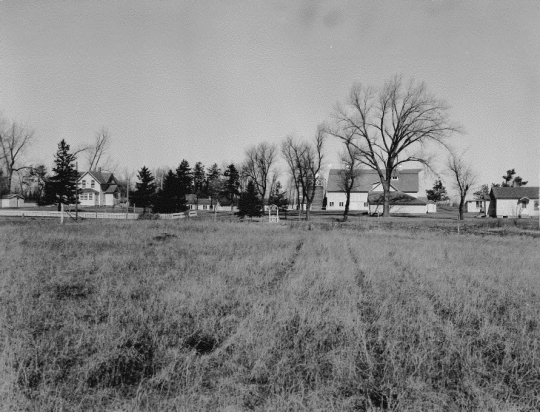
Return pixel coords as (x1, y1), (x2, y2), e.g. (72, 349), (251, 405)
(281, 125), (325, 220)
(329, 75), (460, 217)
(446, 149), (478, 220)
(243, 141), (278, 202)
(336, 130), (364, 222)
(0, 120), (35, 194)
(85, 127), (112, 171)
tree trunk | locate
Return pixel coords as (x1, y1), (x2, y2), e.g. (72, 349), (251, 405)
(382, 180), (391, 217)
(343, 189), (351, 222)
(458, 197), (465, 220)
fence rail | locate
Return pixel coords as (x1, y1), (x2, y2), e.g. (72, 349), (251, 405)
(0, 210), (138, 220)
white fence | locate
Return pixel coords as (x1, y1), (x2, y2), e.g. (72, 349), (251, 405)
(0, 210), (138, 220)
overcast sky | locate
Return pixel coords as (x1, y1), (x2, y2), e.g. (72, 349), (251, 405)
(1, 0), (539, 191)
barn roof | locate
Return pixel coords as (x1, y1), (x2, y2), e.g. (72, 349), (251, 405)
(367, 191), (427, 206)
(1, 194), (24, 199)
(490, 186), (539, 200)
(326, 168), (420, 193)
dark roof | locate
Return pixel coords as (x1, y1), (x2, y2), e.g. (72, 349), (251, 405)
(326, 168), (420, 193)
(104, 184), (119, 194)
(367, 191), (427, 206)
(490, 186), (539, 200)
(80, 188), (100, 193)
(185, 194), (212, 205)
(79, 170), (115, 185)
(2, 194), (24, 199)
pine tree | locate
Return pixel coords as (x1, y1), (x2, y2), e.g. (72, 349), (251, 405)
(153, 170), (187, 213)
(176, 160), (193, 196)
(40, 140), (79, 210)
(224, 163), (240, 210)
(237, 180), (262, 219)
(132, 166), (156, 214)
(268, 181), (289, 215)
(426, 180), (449, 202)
(206, 163), (222, 207)
(192, 162), (207, 204)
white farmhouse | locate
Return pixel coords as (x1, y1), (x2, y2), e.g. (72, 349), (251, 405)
(325, 168), (425, 213)
(466, 194), (491, 214)
(488, 186), (539, 218)
(77, 170), (120, 207)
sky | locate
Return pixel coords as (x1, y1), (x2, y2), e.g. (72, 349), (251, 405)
(1, 0), (539, 195)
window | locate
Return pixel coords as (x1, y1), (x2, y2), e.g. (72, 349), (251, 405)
(82, 180), (86, 188)
(88, 193), (93, 200)
(475, 201), (482, 208)
(535, 200), (539, 211)
(364, 202), (369, 207)
(391, 174), (399, 180)
(329, 202), (334, 207)
(91, 180), (95, 188)
(339, 202), (344, 207)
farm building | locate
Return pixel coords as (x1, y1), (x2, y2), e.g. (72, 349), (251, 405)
(488, 186), (539, 218)
(1, 194), (25, 208)
(185, 194), (217, 210)
(466, 194), (491, 214)
(325, 168), (422, 213)
(77, 170), (121, 207)
(367, 191), (428, 215)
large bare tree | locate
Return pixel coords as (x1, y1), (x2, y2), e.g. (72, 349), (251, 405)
(0, 120), (35, 194)
(85, 127), (112, 171)
(336, 130), (364, 222)
(330, 76), (459, 217)
(446, 149), (478, 220)
(243, 141), (278, 202)
(281, 125), (325, 221)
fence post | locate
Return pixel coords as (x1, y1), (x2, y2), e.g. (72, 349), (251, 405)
(61, 203), (64, 224)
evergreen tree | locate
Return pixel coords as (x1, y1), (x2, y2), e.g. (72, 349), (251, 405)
(40, 140), (79, 210)
(223, 163), (240, 209)
(192, 162), (207, 203)
(153, 170), (187, 213)
(176, 160), (193, 195)
(206, 163), (222, 207)
(268, 181), (289, 215)
(425, 180), (449, 202)
(132, 166), (156, 214)
(237, 180), (262, 219)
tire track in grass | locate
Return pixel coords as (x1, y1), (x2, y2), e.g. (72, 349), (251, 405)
(265, 238), (305, 290)
(347, 238), (399, 410)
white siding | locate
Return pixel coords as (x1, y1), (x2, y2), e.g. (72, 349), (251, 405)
(326, 192), (369, 211)
(369, 204), (426, 215)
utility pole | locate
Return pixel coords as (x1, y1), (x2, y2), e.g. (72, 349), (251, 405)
(75, 162), (78, 220)
(126, 178), (129, 219)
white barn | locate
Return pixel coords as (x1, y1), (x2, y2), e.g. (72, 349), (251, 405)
(488, 186), (539, 218)
(325, 168), (424, 213)
(1, 194), (25, 208)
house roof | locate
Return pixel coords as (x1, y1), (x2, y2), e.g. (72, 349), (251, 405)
(326, 168), (420, 193)
(104, 184), (119, 194)
(367, 191), (427, 206)
(185, 194), (212, 205)
(490, 186), (539, 200)
(78, 170), (115, 185)
(1, 194), (24, 199)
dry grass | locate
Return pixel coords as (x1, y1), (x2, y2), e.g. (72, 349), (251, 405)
(0, 218), (539, 411)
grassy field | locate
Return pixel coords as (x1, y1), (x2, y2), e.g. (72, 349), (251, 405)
(1, 218), (539, 411)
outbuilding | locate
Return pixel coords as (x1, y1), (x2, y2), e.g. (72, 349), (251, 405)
(367, 191), (428, 215)
(1, 194), (25, 208)
(488, 186), (539, 218)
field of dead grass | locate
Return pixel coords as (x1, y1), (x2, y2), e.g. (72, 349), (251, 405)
(0, 218), (539, 411)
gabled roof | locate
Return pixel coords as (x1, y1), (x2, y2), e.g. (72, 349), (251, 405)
(367, 191), (427, 206)
(491, 186), (539, 200)
(104, 184), (119, 194)
(326, 168), (420, 193)
(78, 170), (115, 185)
(185, 194), (213, 205)
(2, 194), (24, 199)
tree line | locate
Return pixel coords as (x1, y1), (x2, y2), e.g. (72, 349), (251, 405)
(2, 75), (532, 220)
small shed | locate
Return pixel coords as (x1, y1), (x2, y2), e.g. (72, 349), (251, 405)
(1, 194), (25, 208)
